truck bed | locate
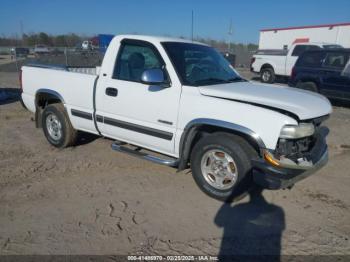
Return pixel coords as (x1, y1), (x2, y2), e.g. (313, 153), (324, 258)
(21, 64), (99, 133)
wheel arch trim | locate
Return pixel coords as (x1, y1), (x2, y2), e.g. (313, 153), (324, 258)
(35, 88), (65, 106)
(297, 78), (320, 87)
(177, 118), (266, 170)
(261, 63), (275, 71)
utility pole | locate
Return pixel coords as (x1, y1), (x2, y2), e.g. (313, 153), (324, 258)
(19, 20), (23, 46)
(20, 20), (24, 39)
(191, 10), (194, 42)
(228, 18), (233, 52)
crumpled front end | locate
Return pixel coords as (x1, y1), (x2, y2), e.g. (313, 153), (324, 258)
(252, 116), (329, 189)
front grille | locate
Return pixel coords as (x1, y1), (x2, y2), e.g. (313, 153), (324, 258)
(275, 136), (315, 162)
(274, 115), (329, 163)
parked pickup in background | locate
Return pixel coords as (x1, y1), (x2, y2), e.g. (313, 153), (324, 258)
(33, 44), (50, 55)
(10, 47), (30, 58)
(21, 35), (332, 202)
(251, 42), (343, 83)
(289, 49), (350, 102)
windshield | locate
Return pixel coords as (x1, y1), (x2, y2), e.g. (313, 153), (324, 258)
(162, 42), (243, 86)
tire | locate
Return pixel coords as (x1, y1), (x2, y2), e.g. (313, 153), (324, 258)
(190, 132), (257, 202)
(296, 81), (318, 93)
(260, 68), (275, 83)
(42, 103), (77, 148)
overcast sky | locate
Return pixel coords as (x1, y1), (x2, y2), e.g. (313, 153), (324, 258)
(1, 0), (350, 43)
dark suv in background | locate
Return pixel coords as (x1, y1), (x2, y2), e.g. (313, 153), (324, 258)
(289, 49), (350, 103)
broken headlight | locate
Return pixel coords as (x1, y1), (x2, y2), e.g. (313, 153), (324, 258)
(279, 123), (315, 139)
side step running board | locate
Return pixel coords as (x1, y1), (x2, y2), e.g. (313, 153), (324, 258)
(111, 142), (179, 167)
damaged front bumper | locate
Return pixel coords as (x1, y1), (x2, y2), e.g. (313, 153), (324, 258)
(252, 128), (329, 189)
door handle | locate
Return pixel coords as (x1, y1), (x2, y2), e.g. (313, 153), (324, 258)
(105, 87), (118, 97)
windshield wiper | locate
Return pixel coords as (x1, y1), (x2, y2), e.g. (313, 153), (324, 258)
(226, 77), (247, 83)
(193, 77), (246, 86)
(192, 78), (229, 86)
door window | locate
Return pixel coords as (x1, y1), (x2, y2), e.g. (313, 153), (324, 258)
(323, 52), (349, 69)
(341, 59), (350, 77)
(297, 52), (325, 67)
(113, 42), (164, 82)
(291, 45), (320, 57)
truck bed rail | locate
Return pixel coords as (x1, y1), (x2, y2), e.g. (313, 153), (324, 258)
(24, 63), (99, 75)
(255, 49), (288, 56)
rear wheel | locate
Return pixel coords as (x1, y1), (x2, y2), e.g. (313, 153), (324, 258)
(190, 133), (257, 202)
(42, 104), (77, 148)
(296, 81), (318, 93)
(260, 68), (275, 83)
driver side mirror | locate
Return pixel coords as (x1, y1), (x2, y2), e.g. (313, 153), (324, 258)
(141, 69), (167, 86)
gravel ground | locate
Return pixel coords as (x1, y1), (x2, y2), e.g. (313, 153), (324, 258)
(0, 71), (349, 257)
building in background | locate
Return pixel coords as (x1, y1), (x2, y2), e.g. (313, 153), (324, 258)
(259, 22), (350, 49)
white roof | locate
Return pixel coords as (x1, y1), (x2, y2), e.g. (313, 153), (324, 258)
(113, 34), (207, 46)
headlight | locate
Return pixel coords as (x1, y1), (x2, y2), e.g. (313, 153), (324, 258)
(279, 123), (315, 139)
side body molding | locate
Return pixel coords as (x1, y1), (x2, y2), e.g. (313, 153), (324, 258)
(177, 118), (266, 171)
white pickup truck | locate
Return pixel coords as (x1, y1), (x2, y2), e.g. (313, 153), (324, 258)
(21, 35), (332, 202)
(251, 42), (342, 83)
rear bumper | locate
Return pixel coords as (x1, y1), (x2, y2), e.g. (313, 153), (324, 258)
(252, 130), (328, 189)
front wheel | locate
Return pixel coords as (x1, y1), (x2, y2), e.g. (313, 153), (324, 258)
(260, 68), (275, 83)
(190, 133), (257, 202)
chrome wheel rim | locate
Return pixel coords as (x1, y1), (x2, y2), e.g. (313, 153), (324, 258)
(262, 71), (271, 82)
(46, 113), (62, 141)
(200, 149), (238, 190)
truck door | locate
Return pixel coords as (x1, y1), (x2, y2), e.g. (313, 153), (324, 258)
(321, 52), (350, 100)
(95, 39), (181, 156)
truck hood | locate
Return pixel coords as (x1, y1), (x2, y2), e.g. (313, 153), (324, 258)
(198, 81), (332, 120)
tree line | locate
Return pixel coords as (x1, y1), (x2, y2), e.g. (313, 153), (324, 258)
(0, 33), (84, 47)
(0, 32), (258, 53)
(194, 36), (258, 53)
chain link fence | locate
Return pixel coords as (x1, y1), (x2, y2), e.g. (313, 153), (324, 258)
(0, 47), (103, 73)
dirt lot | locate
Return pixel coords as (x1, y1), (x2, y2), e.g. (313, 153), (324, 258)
(0, 71), (349, 257)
